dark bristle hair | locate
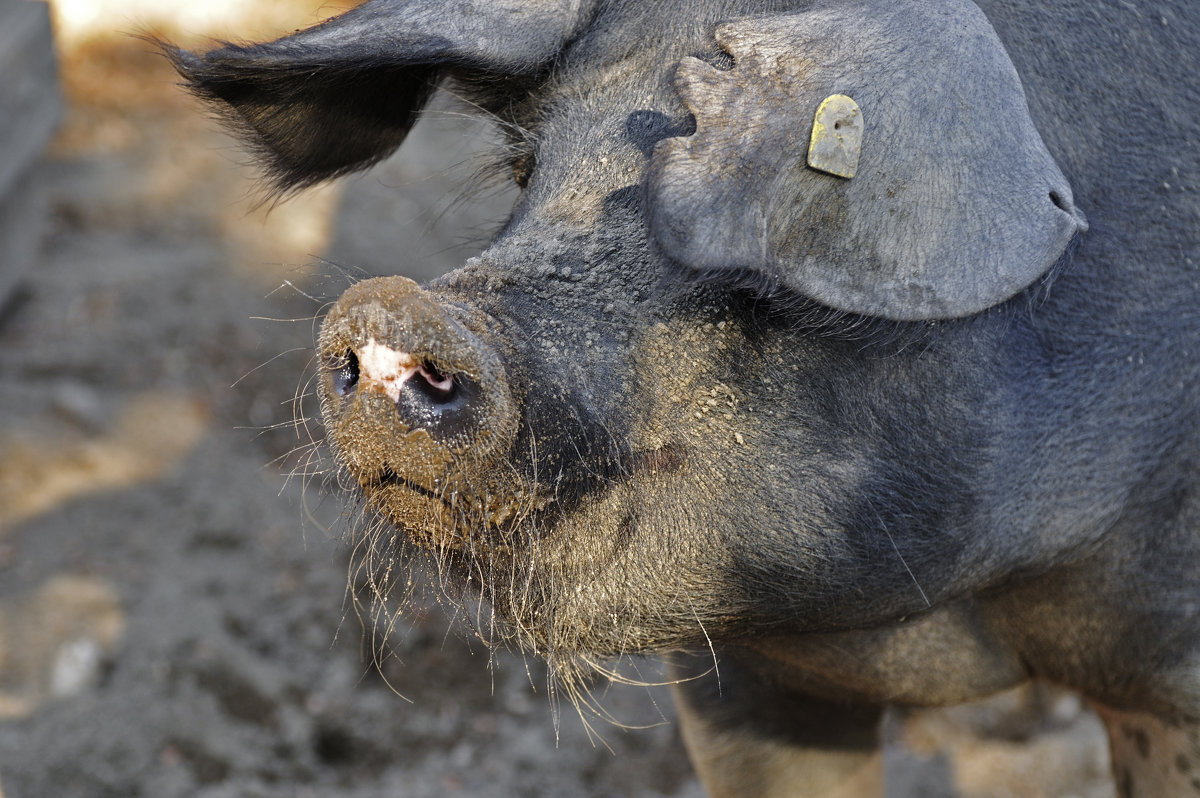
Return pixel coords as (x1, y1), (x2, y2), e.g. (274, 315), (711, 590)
(154, 37), (439, 201)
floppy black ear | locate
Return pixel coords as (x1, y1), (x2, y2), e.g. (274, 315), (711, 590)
(646, 0), (1087, 321)
(163, 0), (592, 195)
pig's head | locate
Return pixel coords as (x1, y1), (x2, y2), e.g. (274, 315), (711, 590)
(168, 0), (1085, 670)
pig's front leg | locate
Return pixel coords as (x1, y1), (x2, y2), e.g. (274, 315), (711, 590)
(671, 652), (883, 798)
(1091, 703), (1200, 798)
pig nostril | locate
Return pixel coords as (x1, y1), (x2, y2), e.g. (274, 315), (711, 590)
(331, 350), (360, 396)
(414, 361), (457, 404)
(391, 360), (479, 443)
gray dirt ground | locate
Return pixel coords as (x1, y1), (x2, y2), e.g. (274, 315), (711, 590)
(0, 10), (1117, 798)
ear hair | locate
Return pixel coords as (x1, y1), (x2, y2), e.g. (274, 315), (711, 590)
(162, 40), (435, 198)
(160, 0), (592, 198)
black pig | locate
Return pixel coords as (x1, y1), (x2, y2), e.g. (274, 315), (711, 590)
(167, 0), (1200, 794)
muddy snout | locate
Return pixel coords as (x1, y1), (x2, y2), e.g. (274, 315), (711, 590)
(316, 277), (517, 511)
(328, 328), (481, 443)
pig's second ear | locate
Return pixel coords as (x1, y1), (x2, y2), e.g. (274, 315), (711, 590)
(646, 0), (1087, 321)
(163, 0), (591, 195)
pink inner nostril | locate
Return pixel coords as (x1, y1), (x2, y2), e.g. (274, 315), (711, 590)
(356, 339), (454, 402)
(418, 364), (454, 394)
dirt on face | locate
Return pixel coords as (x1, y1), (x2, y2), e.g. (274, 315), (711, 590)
(0, 5), (1114, 797)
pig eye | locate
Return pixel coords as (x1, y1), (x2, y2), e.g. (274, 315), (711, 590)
(330, 350), (359, 396)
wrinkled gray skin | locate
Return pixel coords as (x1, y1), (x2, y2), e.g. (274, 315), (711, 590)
(169, 0), (1200, 795)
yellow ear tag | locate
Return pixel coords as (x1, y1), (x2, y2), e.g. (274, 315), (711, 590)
(807, 94), (862, 179)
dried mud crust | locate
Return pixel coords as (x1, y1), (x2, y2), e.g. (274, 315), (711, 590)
(0, 15), (1113, 798)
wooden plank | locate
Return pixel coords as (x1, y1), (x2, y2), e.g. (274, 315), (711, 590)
(0, 165), (47, 306)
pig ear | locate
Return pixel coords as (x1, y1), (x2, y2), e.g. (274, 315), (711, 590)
(162, 0), (590, 195)
(646, 0), (1087, 321)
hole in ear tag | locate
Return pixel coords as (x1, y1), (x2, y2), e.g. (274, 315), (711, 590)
(807, 94), (862, 179)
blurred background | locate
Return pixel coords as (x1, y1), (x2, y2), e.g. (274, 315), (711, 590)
(0, 2), (1116, 795)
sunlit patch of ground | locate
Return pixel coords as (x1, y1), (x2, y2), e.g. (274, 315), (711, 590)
(0, 575), (125, 718)
(51, 0), (346, 45)
(0, 392), (209, 528)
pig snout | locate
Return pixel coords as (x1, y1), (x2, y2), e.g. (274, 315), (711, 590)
(316, 276), (521, 548)
(339, 340), (454, 403)
(332, 337), (476, 440)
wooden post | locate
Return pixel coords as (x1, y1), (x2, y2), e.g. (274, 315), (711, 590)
(0, 0), (61, 307)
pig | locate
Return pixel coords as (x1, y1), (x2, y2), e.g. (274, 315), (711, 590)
(165, 0), (1200, 794)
